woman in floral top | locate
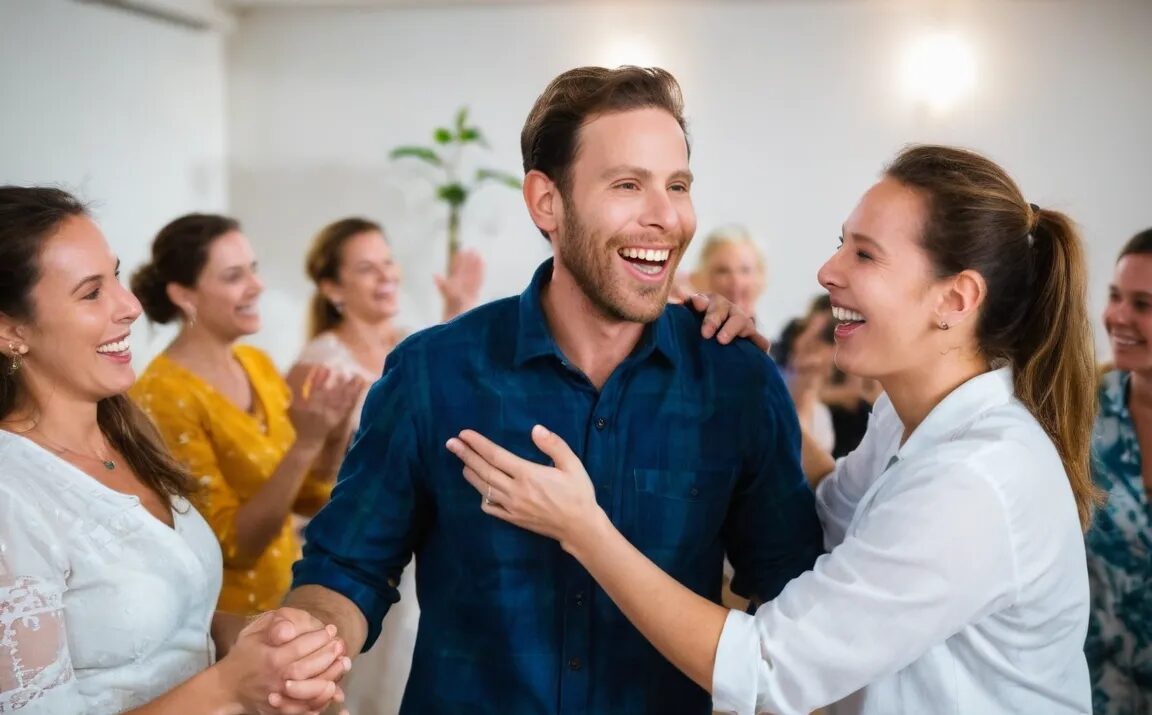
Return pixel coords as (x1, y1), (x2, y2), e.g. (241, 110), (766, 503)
(129, 213), (363, 614)
(1087, 227), (1152, 714)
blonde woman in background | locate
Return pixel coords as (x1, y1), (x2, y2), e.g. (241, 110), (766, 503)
(671, 224), (766, 319)
(287, 217), (484, 715)
(130, 214), (363, 616)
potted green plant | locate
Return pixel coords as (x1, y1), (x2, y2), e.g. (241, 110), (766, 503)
(390, 107), (522, 268)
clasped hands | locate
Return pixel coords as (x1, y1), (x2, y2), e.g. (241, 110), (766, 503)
(219, 607), (352, 715)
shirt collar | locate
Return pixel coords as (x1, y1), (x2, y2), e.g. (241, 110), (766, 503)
(513, 258), (679, 369)
(897, 366), (1017, 460)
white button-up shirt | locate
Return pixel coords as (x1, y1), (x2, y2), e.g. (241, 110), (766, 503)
(0, 431), (223, 713)
(712, 368), (1091, 715)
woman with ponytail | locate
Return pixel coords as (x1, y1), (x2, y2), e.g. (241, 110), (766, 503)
(444, 145), (1097, 714)
(286, 218), (483, 715)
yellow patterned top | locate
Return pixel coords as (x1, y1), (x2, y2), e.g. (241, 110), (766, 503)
(131, 345), (332, 615)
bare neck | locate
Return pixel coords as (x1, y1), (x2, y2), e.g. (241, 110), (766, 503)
(165, 325), (237, 372)
(540, 270), (646, 391)
(880, 352), (991, 444)
(2, 388), (104, 453)
(332, 314), (399, 352)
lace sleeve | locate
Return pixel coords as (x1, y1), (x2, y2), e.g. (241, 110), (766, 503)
(0, 490), (82, 712)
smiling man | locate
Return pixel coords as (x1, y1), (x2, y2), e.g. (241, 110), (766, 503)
(285, 66), (823, 715)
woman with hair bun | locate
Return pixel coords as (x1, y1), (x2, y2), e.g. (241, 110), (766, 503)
(130, 213), (363, 616)
(0, 187), (348, 714)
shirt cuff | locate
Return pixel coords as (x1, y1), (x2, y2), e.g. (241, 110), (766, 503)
(290, 555), (395, 651)
(712, 608), (761, 715)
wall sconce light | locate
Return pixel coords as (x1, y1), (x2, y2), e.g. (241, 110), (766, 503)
(900, 30), (977, 115)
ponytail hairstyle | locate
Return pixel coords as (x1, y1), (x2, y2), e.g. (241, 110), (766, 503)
(885, 145), (1098, 530)
(304, 217), (384, 339)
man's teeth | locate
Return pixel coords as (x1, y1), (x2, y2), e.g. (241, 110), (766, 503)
(619, 247), (671, 262)
(832, 306), (865, 322)
(97, 339), (130, 354)
(237, 304), (257, 314)
(633, 263), (662, 275)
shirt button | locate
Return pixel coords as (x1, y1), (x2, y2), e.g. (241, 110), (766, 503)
(574, 591), (585, 607)
(594, 417), (607, 430)
(689, 487), (700, 498)
(568, 657), (582, 671)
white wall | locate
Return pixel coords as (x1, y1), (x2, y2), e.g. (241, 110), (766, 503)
(227, 0), (1152, 367)
(0, 0), (229, 367)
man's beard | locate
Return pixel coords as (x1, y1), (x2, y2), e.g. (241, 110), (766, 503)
(557, 206), (677, 324)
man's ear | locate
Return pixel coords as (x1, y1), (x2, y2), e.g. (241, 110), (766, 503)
(524, 170), (561, 240)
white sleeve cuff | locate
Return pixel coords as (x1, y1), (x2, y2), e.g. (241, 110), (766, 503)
(712, 608), (762, 715)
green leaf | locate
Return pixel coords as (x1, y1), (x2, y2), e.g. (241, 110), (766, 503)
(454, 107), (469, 133)
(389, 146), (443, 166)
(476, 168), (523, 189)
(458, 127), (489, 147)
(437, 183), (469, 206)
(433, 127), (453, 144)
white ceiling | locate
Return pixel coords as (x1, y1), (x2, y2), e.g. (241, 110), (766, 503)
(224, 0), (586, 6)
(223, 0), (772, 7)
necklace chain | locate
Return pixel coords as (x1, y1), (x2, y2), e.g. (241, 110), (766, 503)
(30, 429), (117, 470)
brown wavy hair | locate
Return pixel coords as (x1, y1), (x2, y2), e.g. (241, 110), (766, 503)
(130, 213), (240, 324)
(0, 186), (191, 500)
(520, 65), (687, 239)
(304, 217), (384, 339)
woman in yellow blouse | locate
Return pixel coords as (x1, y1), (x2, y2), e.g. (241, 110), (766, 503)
(130, 213), (362, 614)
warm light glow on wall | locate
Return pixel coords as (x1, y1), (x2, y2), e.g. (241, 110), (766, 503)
(900, 31), (977, 114)
(599, 34), (660, 68)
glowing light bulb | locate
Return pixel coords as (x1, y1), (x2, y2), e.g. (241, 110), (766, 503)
(901, 31), (977, 114)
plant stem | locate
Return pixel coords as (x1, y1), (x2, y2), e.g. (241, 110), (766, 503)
(447, 206), (460, 270)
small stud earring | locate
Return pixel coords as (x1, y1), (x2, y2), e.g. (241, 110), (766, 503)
(939, 321), (950, 331)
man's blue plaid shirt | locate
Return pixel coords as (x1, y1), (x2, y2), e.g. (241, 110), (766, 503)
(293, 259), (823, 715)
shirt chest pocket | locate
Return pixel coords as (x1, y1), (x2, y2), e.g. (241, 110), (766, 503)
(631, 467), (735, 552)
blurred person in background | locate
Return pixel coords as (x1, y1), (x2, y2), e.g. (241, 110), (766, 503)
(0, 187), (349, 714)
(1085, 227), (1152, 715)
(130, 213), (362, 616)
(288, 216), (484, 715)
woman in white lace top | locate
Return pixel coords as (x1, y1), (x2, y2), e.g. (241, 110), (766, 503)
(0, 187), (350, 714)
(287, 217), (484, 715)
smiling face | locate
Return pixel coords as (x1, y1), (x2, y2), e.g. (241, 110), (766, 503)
(323, 230), (401, 323)
(7, 215), (143, 405)
(552, 107), (696, 323)
(698, 240), (765, 316)
(1103, 253), (1152, 374)
(174, 230), (264, 341)
(817, 177), (958, 380)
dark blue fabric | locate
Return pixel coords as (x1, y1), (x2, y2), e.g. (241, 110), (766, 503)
(294, 258), (823, 715)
